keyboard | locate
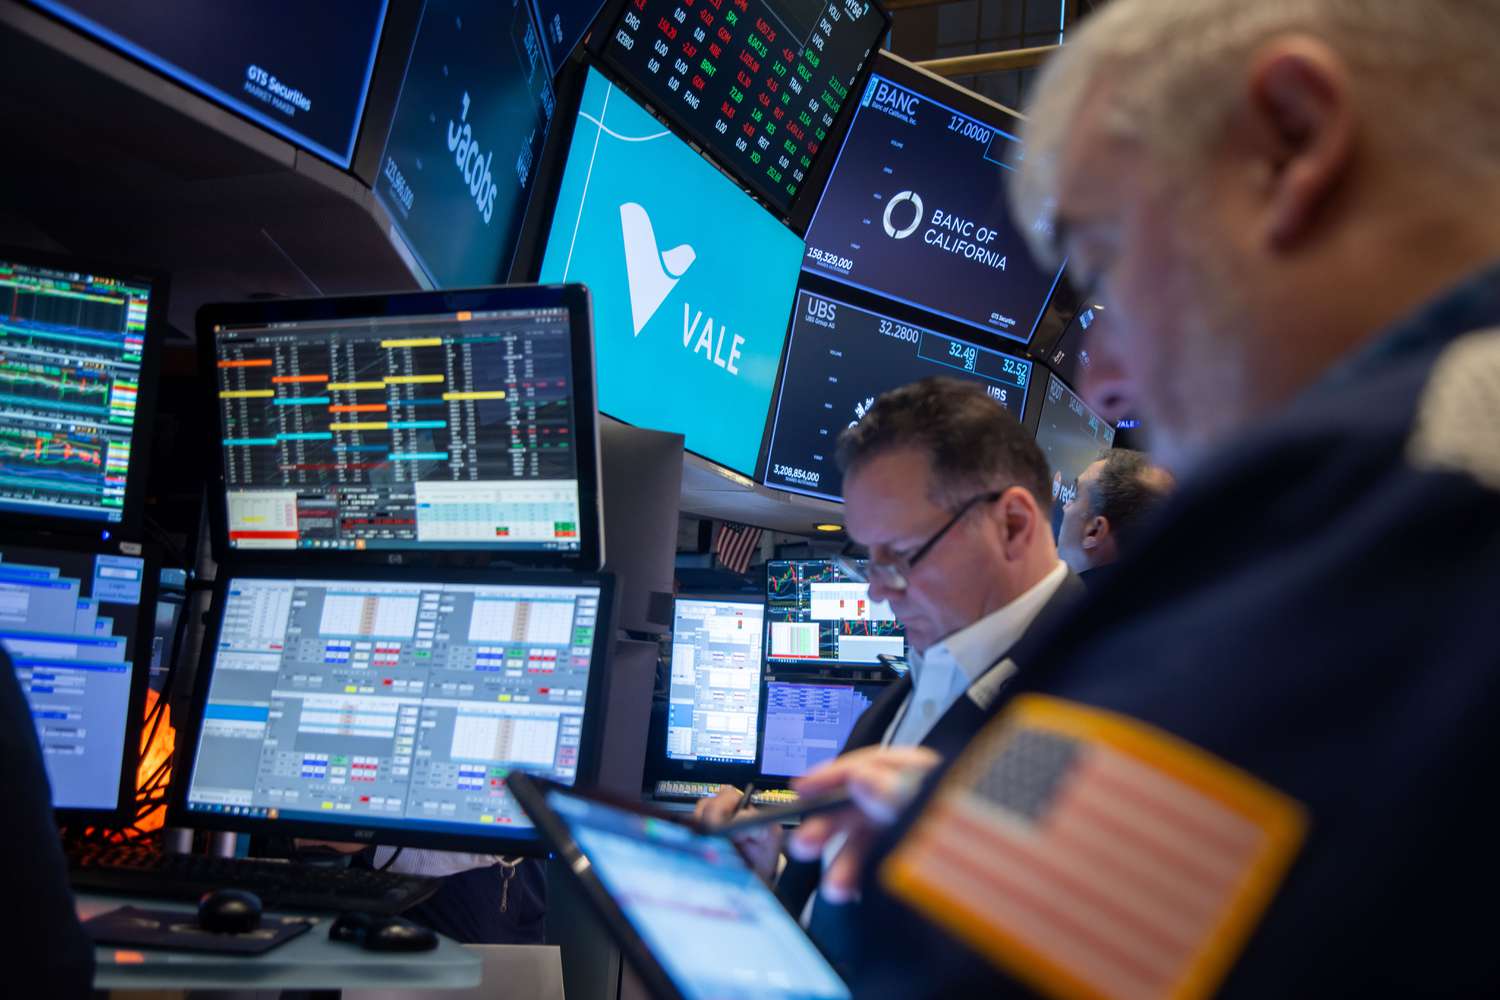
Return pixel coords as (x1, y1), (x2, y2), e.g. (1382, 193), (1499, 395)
(67, 846), (440, 915)
(653, 780), (799, 806)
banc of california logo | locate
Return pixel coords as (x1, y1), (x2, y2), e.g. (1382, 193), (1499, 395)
(883, 190), (923, 239)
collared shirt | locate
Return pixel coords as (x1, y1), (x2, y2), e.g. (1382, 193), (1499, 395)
(884, 560), (1069, 748)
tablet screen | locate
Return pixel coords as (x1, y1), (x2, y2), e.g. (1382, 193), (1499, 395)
(546, 789), (850, 1000)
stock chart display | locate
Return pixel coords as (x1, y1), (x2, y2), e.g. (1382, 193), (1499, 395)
(1035, 372), (1115, 533)
(212, 306), (583, 552)
(763, 290), (1032, 501)
(0, 258), (152, 524)
(803, 63), (1066, 342)
(603, 0), (887, 213)
(764, 559), (904, 669)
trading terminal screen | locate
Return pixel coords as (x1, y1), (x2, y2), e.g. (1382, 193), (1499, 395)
(0, 257), (152, 525)
(602, 0), (887, 214)
(184, 576), (603, 840)
(763, 289), (1032, 501)
(211, 306), (584, 552)
(377, 0), (556, 287)
(759, 678), (881, 778)
(764, 559), (904, 668)
(0, 542), (146, 812)
(802, 63), (1065, 342)
(666, 598), (764, 764)
(1035, 372), (1115, 533)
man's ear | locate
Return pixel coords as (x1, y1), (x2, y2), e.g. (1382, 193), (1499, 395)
(997, 486), (1043, 559)
(1082, 515), (1110, 551)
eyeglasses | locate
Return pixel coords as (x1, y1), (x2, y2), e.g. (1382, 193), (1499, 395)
(837, 491), (1004, 593)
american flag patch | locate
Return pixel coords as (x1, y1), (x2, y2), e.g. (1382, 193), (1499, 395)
(881, 695), (1306, 1000)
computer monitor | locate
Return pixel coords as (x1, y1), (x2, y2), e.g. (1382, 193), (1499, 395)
(802, 51), (1066, 344)
(763, 288), (1034, 501)
(665, 596), (766, 767)
(758, 677), (886, 779)
(764, 558), (905, 669)
(172, 567), (615, 853)
(30, 1), (388, 168)
(149, 567), (188, 692)
(538, 67), (802, 476)
(199, 283), (602, 566)
(596, 0), (889, 216)
(0, 247), (165, 532)
(600, 420), (684, 633)
(1034, 371), (1115, 534)
(375, 0), (556, 288)
(0, 532), (155, 821)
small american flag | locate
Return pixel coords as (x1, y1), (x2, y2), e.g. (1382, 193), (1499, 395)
(713, 521), (763, 576)
(883, 697), (1305, 1000)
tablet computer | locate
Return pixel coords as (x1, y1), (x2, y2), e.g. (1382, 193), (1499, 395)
(508, 773), (851, 1000)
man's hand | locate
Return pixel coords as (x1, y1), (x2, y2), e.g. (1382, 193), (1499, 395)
(786, 745), (941, 903)
(694, 785), (783, 882)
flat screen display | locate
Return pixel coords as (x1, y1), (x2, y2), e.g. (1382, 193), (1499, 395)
(666, 598), (765, 764)
(0, 542), (148, 812)
(1034, 372), (1115, 533)
(539, 68), (801, 475)
(531, 0), (607, 75)
(0, 255), (156, 525)
(764, 558), (904, 669)
(602, 0), (887, 214)
(763, 289), (1033, 501)
(377, 0), (556, 287)
(759, 678), (882, 778)
(210, 303), (586, 553)
(32, 0), (387, 167)
(802, 57), (1066, 342)
(183, 575), (606, 843)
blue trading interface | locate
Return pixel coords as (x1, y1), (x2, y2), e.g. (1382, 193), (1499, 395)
(0, 258), (151, 524)
(760, 680), (879, 778)
(0, 545), (145, 811)
(211, 306), (583, 552)
(666, 599), (765, 764)
(764, 559), (905, 668)
(185, 577), (602, 837)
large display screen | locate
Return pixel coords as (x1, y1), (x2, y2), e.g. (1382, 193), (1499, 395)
(763, 289), (1032, 501)
(32, 0), (387, 167)
(0, 256), (154, 525)
(184, 576), (605, 842)
(211, 305), (585, 553)
(666, 598), (764, 764)
(802, 60), (1066, 342)
(0, 542), (147, 812)
(377, 0), (556, 288)
(602, 0), (887, 214)
(1034, 372), (1115, 533)
(539, 68), (801, 475)
(765, 558), (904, 669)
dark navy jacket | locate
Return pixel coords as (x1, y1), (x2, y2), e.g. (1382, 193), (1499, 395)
(850, 262), (1500, 998)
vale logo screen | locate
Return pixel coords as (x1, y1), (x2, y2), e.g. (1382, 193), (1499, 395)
(540, 68), (802, 476)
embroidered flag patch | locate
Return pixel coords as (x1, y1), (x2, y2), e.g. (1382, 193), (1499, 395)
(881, 695), (1307, 1000)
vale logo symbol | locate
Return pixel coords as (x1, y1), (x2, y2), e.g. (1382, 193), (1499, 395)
(620, 202), (696, 336)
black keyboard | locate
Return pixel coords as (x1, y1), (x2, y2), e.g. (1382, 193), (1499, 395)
(68, 847), (440, 915)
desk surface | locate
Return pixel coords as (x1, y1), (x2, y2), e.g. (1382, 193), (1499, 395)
(79, 894), (482, 992)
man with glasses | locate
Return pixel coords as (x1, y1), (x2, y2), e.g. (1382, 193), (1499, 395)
(697, 377), (1085, 975)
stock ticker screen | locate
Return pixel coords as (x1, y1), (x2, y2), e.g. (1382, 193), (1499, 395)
(764, 559), (905, 669)
(602, 0), (887, 213)
(666, 598), (765, 764)
(763, 290), (1032, 501)
(0, 258), (152, 525)
(1035, 371), (1115, 531)
(184, 576), (603, 837)
(211, 306), (584, 552)
(377, 0), (556, 287)
(802, 65), (1066, 342)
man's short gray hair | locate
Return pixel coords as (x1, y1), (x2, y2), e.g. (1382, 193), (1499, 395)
(1013, 0), (1500, 266)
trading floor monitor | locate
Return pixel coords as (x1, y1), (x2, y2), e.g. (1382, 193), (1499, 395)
(757, 677), (885, 780)
(764, 558), (905, 670)
(663, 596), (766, 770)
(1034, 371), (1116, 535)
(0, 532), (156, 821)
(173, 568), (614, 852)
(200, 283), (601, 565)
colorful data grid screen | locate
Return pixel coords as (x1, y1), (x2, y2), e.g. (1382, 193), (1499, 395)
(211, 307), (583, 552)
(764, 290), (1031, 501)
(185, 577), (602, 838)
(0, 543), (145, 811)
(764, 559), (904, 668)
(603, 0), (887, 213)
(0, 258), (151, 524)
(666, 598), (765, 764)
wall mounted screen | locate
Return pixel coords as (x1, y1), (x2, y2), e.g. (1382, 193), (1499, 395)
(1034, 372), (1115, 532)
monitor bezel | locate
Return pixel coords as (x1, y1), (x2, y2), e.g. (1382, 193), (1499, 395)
(196, 282), (604, 571)
(0, 244), (167, 540)
(753, 673), (893, 783)
(0, 528), (160, 827)
(168, 563), (617, 856)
